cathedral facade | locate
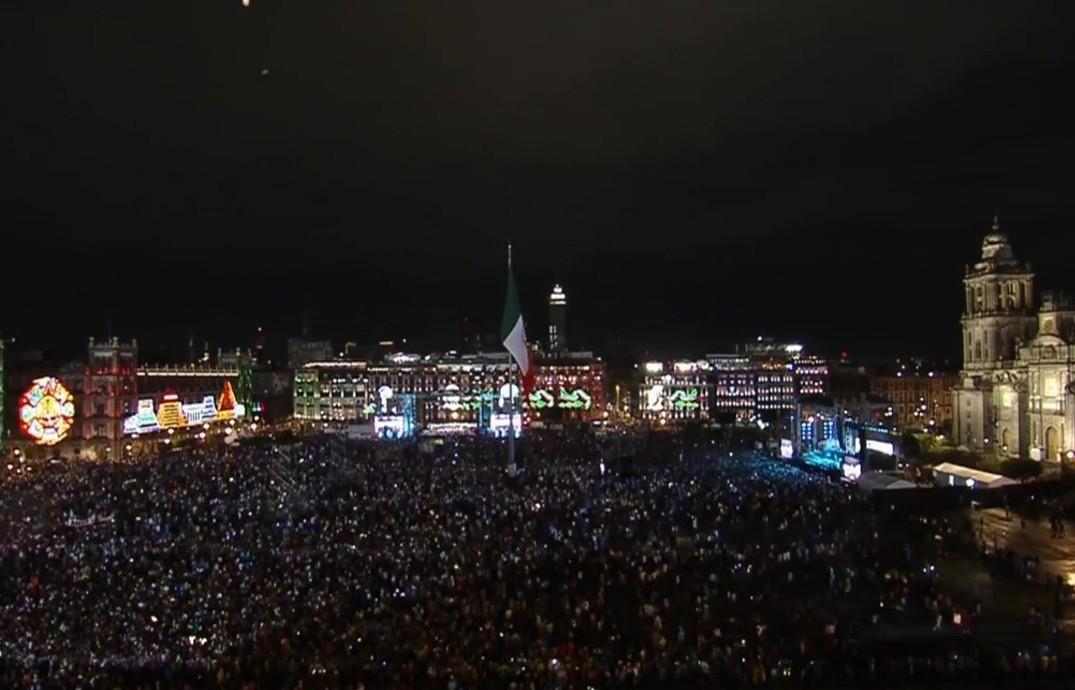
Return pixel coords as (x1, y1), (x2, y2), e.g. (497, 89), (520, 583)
(952, 221), (1075, 463)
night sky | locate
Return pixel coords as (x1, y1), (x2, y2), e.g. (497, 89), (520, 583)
(4, 1), (1074, 363)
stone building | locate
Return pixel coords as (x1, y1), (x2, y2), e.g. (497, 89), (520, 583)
(952, 219), (1074, 462)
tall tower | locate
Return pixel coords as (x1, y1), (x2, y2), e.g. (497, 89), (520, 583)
(960, 216), (1037, 369)
(548, 284), (567, 352)
(953, 217), (1037, 455)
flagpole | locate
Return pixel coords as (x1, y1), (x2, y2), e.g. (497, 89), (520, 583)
(507, 243), (516, 475)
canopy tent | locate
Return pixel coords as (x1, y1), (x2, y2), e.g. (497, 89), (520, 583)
(933, 462), (1017, 489)
(856, 471), (916, 493)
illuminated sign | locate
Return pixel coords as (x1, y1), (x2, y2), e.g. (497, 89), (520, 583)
(644, 362), (663, 374)
(842, 457), (861, 481)
(19, 377), (75, 446)
(779, 439), (794, 460)
(122, 383), (246, 435)
(865, 439), (895, 456)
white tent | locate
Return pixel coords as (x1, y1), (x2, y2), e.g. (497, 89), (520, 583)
(856, 471), (916, 493)
(933, 462), (1017, 489)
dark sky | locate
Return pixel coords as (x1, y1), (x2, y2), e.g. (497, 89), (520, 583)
(4, 1), (1074, 363)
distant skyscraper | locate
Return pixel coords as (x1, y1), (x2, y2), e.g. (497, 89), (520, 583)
(549, 284), (567, 352)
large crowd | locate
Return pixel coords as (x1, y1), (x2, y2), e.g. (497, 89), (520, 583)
(0, 433), (1071, 689)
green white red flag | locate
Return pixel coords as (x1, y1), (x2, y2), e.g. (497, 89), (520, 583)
(500, 263), (534, 391)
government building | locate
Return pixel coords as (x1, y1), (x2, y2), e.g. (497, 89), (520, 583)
(952, 219), (1075, 463)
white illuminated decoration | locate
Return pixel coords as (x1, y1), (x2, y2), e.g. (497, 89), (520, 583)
(842, 457), (862, 481)
(780, 439), (794, 460)
(490, 413), (522, 437)
(442, 384), (462, 412)
(549, 284), (566, 305)
(498, 383), (520, 410)
(378, 386), (394, 413)
(644, 362), (663, 374)
(645, 385), (665, 411)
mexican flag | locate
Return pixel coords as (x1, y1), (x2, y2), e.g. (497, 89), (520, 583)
(500, 264), (534, 391)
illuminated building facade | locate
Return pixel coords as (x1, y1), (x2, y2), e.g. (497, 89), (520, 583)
(294, 351), (606, 429)
(530, 352), (606, 424)
(707, 354), (755, 422)
(638, 360), (710, 424)
(548, 284), (567, 352)
(871, 372), (958, 430)
(755, 361), (796, 416)
(287, 338), (334, 368)
(704, 341), (828, 425)
(78, 338), (139, 441)
(795, 355), (829, 396)
(953, 221), (1075, 462)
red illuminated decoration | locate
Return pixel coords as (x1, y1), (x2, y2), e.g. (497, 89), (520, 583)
(19, 377), (76, 446)
(217, 381), (238, 419)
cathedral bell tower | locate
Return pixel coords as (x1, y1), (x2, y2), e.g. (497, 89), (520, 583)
(953, 217), (1037, 456)
(960, 216), (1036, 370)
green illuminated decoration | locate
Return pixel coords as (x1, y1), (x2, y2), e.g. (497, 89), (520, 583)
(237, 351), (254, 416)
(362, 403), (377, 416)
(558, 387), (592, 410)
(669, 388), (700, 410)
(528, 389), (555, 409)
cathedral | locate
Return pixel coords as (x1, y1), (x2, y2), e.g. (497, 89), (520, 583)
(952, 219), (1075, 463)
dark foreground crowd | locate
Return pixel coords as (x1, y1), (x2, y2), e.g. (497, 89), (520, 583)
(0, 434), (1071, 689)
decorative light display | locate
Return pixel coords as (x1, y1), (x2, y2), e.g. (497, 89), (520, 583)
(524, 387), (592, 411)
(557, 387), (592, 410)
(644, 385), (665, 411)
(668, 388), (700, 410)
(18, 377), (75, 446)
(528, 389), (555, 410)
(122, 383), (247, 435)
(489, 413), (522, 438)
(842, 457), (862, 481)
(237, 353), (254, 415)
(217, 381), (239, 420)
